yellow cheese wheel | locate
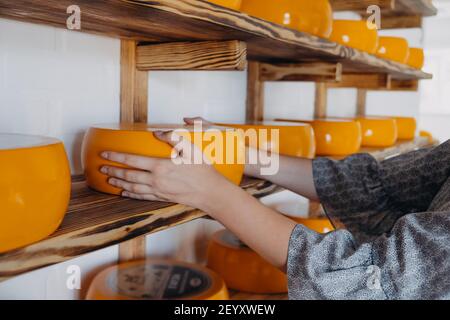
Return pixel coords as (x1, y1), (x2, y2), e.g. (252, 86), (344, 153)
(376, 36), (410, 64)
(0, 134), (71, 253)
(276, 118), (362, 156)
(208, 0), (242, 10)
(419, 130), (434, 144)
(407, 48), (425, 69)
(240, 0), (333, 38)
(218, 121), (316, 158)
(207, 229), (287, 294)
(289, 216), (335, 233)
(355, 117), (398, 147)
(82, 123), (245, 195)
(395, 117), (417, 140)
(329, 20), (379, 54)
(86, 259), (229, 300)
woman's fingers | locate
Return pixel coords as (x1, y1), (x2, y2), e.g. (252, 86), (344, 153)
(121, 192), (167, 202)
(101, 151), (161, 171)
(108, 177), (153, 194)
(101, 166), (153, 185)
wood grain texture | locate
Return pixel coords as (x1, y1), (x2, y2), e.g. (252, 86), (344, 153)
(0, 0), (432, 80)
(120, 40), (148, 123)
(331, 0), (437, 17)
(259, 62), (342, 82)
(314, 83), (328, 119)
(0, 176), (281, 282)
(136, 40), (247, 70)
(246, 61), (264, 122)
(326, 73), (391, 90)
(388, 79), (419, 91)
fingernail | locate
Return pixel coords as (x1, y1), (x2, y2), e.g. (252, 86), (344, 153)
(100, 166), (108, 174)
(154, 130), (163, 137)
(108, 178), (116, 185)
(101, 152), (109, 159)
(122, 191), (129, 197)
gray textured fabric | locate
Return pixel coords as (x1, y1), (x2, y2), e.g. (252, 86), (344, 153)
(287, 140), (450, 300)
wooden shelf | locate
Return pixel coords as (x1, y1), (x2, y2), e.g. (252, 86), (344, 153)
(0, 0), (431, 80)
(330, 0), (437, 17)
(0, 176), (281, 283)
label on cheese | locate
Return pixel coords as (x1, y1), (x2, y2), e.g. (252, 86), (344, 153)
(107, 263), (212, 299)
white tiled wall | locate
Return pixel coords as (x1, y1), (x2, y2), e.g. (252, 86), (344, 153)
(0, 13), (439, 299)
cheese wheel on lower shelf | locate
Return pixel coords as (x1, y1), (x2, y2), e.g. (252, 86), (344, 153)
(356, 117), (398, 147)
(207, 229), (287, 294)
(86, 259), (229, 300)
(289, 216), (335, 233)
(0, 134), (71, 253)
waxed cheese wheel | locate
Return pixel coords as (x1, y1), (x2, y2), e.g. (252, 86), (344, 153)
(356, 117), (398, 147)
(289, 216), (335, 233)
(395, 117), (417, 140)
(82, 123), (245, 195)
(207, 229), (287, 294)
(276, 118), (362, 156)
(218, 121), (316, 158)
(0, 134), (71, 253)
(86, 259), (229, 300)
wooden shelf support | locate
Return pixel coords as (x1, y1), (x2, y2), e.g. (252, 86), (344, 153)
(259, 62), (342, 82)
(246, 61), (265, 122)
(330, 0), (395, 12)
(119, 39), (149, 262)
(314, 83), (328, 118)
(326, 73), (391, 90)
(136, 40), (247, 71)
(356, 89), (368, 117)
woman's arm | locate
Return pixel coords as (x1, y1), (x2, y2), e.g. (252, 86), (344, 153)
(100, 130), (297, 271)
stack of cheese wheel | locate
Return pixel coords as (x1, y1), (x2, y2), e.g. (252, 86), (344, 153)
(329, 20), (379, 54)
(86, 259), (229, 300)
(395, 117), (417, 140)
(217, 121), (316, 158)
(276, 118), (362, 156)
(82, 123), (245, 195)
(0, 134), (71, 253)
(355, 117), (398, 147)
(207, 229), (287, 294)
(240, 0), (333, 38)
(207, 0), (242, 10)
(376, 36), (410, 64)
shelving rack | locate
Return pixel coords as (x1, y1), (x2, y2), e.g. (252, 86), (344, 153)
(0, 0), (438, 298)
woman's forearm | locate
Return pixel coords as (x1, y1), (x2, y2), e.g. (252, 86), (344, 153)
(200, 179), (297, 271)
(245, 147), (319, 201)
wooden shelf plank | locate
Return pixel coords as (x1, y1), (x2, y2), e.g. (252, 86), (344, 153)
(0, 0), (432, 80)
(0, 176), (281, 283)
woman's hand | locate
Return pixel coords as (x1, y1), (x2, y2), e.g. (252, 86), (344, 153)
(100, 129), (230, 210)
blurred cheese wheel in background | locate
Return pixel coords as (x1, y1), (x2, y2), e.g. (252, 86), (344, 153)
(406, 48), (425, 69)
(86, 259), (229, 300)
(289, 217), (335, 233)
(218, 121), (316, 158)
(276, 118), (362, 156)
(0, 134), (71, 253)
(376, 36), (410, 64)
(207, 229), (287, 294)
(82, 123), (245, 195)
(419, 130), (434, 144)
(356, 117), (398, 147)
(207, 0), (242, 10)
(329, 20), (379, 54)
(240, 0), (333, 38)
(395, 117), (417, 140)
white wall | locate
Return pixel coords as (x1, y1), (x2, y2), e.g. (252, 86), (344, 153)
(0, 8), (445, 299)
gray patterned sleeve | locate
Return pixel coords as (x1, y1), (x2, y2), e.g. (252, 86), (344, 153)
(287, 212), (450, 299)
(313, 140), (450, 241)
(287, 140), (450, 300)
